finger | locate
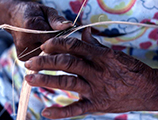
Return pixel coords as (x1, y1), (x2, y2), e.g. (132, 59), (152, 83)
(82, 27), (105, 47)
(40, 37), (102, 60)
(25, 74), (90, 93)
(42, 100), (92, 119)
(42, 6), (73, 30)
(25, 54), (89, 76)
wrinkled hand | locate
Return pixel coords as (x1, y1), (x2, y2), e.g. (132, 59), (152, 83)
(24, 28), (158, 119)
(9, 1), (72, 61)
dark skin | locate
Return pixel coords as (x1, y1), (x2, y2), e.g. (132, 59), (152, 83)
(0, 0), (158, 119)
(0, 0), (72, 61)
(24, 28), (158, 119)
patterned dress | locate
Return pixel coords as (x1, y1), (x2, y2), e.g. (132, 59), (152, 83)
(0, 0), (158, 120)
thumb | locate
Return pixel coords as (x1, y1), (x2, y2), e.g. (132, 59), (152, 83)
(43, 6), (73, 30)
(82, 27), (105, 47)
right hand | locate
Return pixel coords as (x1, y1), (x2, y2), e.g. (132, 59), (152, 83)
(9, 1), (72, 61)
(24, 28), (158, 119)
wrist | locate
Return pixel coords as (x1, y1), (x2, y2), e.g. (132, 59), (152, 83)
(145, 69), (158, 111)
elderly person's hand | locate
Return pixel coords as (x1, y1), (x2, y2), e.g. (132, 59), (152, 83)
(24, 28), (158, 119)
(7, 1), (72, 61)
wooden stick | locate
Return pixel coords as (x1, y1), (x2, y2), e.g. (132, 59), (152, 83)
(16, 76), (32, 120)
(16, 52), (45, 120)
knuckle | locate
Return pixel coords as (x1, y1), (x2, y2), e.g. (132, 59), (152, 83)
(35, 56), (46, 69)
(53, 37), (65, 46)
(68, 77), (77, 89)
(58, 76), (77, 89)
(65, 38), (82, 51)
(65, 106), (73, 117)
(115, 51), (137, 66)
(51, 15), (65, 23)
(55, 16), (65, 21)
(52, 55), (58, 66)
(58, 76), (68, 88)
(15, 39), (22, 47)
(13, 35), (27, 49)
(40, 75), (50, 86)
(51, 38), (82, 52)
(58, 54), (75, 70)
(47, 38), (63, 52)
(102, 47), (115, 58)
(130, 60), (146, 73)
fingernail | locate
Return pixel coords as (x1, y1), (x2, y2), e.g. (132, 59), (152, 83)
(25, 60), (32, 69)
(42, 110), (51, 117)
(62, 20), (72, 24)
(25, 74), (34, 83)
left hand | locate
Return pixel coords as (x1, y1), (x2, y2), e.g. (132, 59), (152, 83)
(25, 28), (158, 119)
(8, 1), (72, 61)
